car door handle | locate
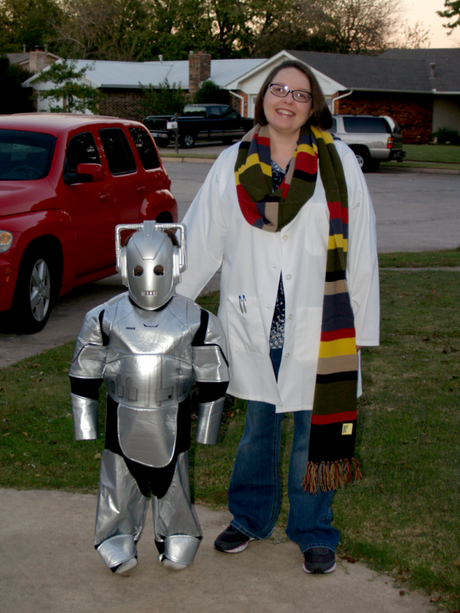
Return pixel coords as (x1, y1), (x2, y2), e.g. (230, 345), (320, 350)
(99, 193), (111, 201)
(136, 185), (146, 193)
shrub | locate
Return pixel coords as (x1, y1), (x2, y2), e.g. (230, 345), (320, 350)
(432, 127), (460, 145)
(193, 80), (229, 105)
(138, 79), (187, 116)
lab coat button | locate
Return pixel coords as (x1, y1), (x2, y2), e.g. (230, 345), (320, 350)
(282, 235), (288, 241)
(288, 314), (293, 320)
(284, 353), (290, 358)
(286, 274), (292, 281)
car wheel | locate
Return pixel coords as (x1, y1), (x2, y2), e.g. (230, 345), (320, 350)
(11, 247), (57, 333)
(352, 147), (374, 172)
(354, 152), (365, 169)
(181, 133), (195, 148)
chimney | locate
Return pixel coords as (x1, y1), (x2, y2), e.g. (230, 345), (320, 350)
(429, 62), (436, 79)
(29, 47), (49, 74)
(188, 51), (211, 97)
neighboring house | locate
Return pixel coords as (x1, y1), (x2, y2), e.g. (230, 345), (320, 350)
(23, 51), (266, 119)
(234, 49), (460, 144)
(22, 48), (460, 143)
(7, 49), (60, 74)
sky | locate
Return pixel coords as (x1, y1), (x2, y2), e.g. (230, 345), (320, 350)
(404, 0), (460, 48)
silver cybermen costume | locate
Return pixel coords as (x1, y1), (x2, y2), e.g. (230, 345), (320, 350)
(69, 221), (229, 573)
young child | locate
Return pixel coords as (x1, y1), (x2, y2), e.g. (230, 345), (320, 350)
(69, 221), (229, 575)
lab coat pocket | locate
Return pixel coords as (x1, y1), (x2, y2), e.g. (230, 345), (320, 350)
(226, 295), (267, 354)
(293, 307), (323, 362)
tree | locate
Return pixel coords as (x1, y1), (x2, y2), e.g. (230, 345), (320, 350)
(437, 0), (460, 33)
(317, 0), (401, 54)
(34, 60), (104, 113)
(0, 57), (34, 113)
(137, 79), (187, 115)
(252, 0), (402, 56)
(0, 0), (63, 53)
(54, 0), (155, 61)
(391, 21), (431, 49)
(193, 79), (229, 104)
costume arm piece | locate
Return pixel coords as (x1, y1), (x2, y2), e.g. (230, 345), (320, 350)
(340, 142), (380, 347)
(69, 306), (108, 440)
(192, 309), (230, 445)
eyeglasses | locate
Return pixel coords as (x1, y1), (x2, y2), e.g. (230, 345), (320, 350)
(269, 83), (312, 103)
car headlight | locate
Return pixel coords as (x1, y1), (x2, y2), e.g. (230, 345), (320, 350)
(0, 231), (13, 253)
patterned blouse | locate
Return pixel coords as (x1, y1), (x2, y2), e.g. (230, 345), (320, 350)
(269, 159), (289, 350)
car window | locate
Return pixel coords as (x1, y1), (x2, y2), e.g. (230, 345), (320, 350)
(0, 129), (56, 181)
(343, 117), (390, 134)
(65, 132), (100, 174)
(128, 127), (160, 170)
(99, 128), (137, 175)
(208, 106), (222, 119)
(330, 118), (337, 133)
(183, 106), (206, 117)
(221, 107), (238, 120)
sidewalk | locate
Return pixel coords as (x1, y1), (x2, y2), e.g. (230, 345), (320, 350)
(0, 488), (436, 613)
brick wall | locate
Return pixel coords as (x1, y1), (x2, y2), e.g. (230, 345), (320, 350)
(99, 89), (147, 122)
(230, 90), (248, 116)
(333, 91), (434, 144)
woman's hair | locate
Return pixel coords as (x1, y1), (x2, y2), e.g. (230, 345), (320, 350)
(253, 59), (332, 131)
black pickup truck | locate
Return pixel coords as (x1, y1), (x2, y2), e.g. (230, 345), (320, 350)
(143, 103), (254, 148)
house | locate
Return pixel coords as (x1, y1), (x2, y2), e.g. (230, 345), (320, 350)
(7, 48), (60, 74)
(231, 49), (460, 144)
(22, 48), (460, 144)
(23, 51), (266, 120)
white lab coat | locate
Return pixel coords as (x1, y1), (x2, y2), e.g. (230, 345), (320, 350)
(179, 139), (379, 413)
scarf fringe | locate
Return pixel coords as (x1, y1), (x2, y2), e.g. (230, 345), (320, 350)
(302, 458), (362, 494)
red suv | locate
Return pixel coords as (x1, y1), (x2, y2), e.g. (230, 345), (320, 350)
(0, 114), (177, 333)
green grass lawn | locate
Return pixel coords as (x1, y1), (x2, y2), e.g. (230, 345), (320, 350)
(402, 144), (460, 165)
(1, 250), (459, 610)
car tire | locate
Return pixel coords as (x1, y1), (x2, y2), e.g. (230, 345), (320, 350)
(180, 133), (196, 148)
(352, 147), (375, 173)
(11, 246), (58, 334)
(354, 151), (365, 169)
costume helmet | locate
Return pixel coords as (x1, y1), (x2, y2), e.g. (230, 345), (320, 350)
(115, 221), (187, 310)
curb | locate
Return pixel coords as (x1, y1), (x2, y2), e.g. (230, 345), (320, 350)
(162, 155), (216, 164)
(161, 154), (459, 174)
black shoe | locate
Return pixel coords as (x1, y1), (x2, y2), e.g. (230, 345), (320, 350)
(214, 525), (255, 553)
(303, 547), (336, 574)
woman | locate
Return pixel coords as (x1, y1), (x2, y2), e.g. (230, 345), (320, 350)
(179, 60), (379, 574)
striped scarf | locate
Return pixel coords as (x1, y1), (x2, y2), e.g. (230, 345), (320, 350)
(235, 123), (361, 493)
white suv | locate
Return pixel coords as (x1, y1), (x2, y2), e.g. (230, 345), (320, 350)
(331, 115), (406, 172)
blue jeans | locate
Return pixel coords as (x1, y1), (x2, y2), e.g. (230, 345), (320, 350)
(228, 349), (340, 553)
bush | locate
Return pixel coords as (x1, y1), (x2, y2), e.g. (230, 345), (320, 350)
(432, 127), (460, 145)
(138, 79), (187, 116)
(193, 80), (229, 105)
